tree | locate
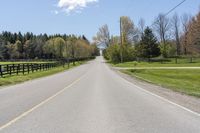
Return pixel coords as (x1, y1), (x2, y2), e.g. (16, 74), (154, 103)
(32, 37), (45, 59)
(120, 16), (139, 44)
(181, 13), (192, 55)
(74, 39), (91, 58)
(0, 31), (95, 60)
(82, 35), (90, 44)
(93, 24), (110, 47)
(6, 43), (19, 59)
(154, 14), (170, 57)
(0, 38), (8, 59)
(43, 39), (55, 59)
(181, 12), (200, 55)
(137, 27), (160, 58)
(171, 13), (181, 56)
(181, 14), (191, 55)
(54, 37), (65, 58)
(187, 13), (200, 54)
(110, 36), (120, 45)
(90, 43), (100, 56)
(105, 44), (121, 63)
(138, 18), (146, 40)
(15, 40), (24, 58)
(24, 40), (32, 59)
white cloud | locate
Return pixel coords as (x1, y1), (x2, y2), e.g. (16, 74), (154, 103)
(54, 10), (59, 15)
(57, 0), (98, 14)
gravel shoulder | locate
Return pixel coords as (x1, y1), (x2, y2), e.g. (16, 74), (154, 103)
(110, 66), (200, 114)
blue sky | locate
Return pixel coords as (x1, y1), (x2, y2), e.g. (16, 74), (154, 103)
(0, 0), (199, 40)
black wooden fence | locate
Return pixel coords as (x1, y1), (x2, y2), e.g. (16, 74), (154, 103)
(0, 57), (95, 77)
(0, 63), (57, 77)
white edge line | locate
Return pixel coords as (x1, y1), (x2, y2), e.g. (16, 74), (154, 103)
(0, 73), (87, 131)
(121, 75), (200, 117)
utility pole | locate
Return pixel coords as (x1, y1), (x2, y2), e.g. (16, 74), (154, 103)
(120, 17), (123, 63)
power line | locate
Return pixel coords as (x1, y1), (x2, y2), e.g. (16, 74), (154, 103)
(164, 0), (187, 16)
(150, 0), (187, 27)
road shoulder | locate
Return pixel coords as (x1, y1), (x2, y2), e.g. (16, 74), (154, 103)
(109, 65), (200, 114)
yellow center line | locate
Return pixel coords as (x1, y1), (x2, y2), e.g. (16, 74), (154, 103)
(0, 73), (87, 131)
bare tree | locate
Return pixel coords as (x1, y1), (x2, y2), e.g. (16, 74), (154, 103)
(153, 14), (171, 57)
(171, 13), (181, 55)
(138, 18), (146, 34)
(93, 24), (110, 47)
(181, 13), (192, 55)
(120, 16), (139, 44)
(138, 18), (146, 40)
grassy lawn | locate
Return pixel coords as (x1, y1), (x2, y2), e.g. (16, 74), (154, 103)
(0, 61), (84, 87)
(110, 58), (200, 97)
(112, 58), (200, 67)
(123, 69), (200, 97)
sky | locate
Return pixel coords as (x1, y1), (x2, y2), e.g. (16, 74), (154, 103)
(0, 0), (199, 41)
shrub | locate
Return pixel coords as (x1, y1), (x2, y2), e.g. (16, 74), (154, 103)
(103, 43), (136, 63)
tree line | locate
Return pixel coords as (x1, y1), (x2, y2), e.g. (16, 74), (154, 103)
(0, 32), (99, 60)
(94, 10), (200, 63)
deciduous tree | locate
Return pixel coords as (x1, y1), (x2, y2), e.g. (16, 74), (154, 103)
(171, 13), (181, 55)
(120, 16), (139, 44)
(93, 24), (110, 47)
(153, 14), (171, 57)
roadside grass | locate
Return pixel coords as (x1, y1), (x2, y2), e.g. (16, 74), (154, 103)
(122, 69), (200, 97)
(109, 58), (200, 97)
(112, 58), (200, 67)
(0, 61), (52, 65)
(0, 61), (85, 87)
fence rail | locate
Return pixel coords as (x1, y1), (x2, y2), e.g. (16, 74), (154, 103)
(0, 57), (95, 77)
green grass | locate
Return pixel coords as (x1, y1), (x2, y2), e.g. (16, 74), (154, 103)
(0, 61), (53, 65)
(110, 57), (200, 97)
(0, 61), (84, 87)
(112, 58), (200, 67)
(123, 69), (200, 97)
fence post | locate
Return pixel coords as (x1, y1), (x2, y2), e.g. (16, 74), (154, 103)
(40, 64), (42, 71)
(17, 64), (20, 75)
(9, 65), (12, 75)
(31, 64), (34, 73)
(0, 65), (3, 77)
(22, 64), (25, 75)
(27, 64), (30, 74)
(190, 57), (193, 63)
(6, 65), (9, 73)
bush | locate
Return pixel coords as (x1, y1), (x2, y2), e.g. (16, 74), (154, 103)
(106, 44), (121, 63)
(103, 44), (136, 63)
(159, 42), (176, 58)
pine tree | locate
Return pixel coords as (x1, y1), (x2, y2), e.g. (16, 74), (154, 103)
(138, 27), (160, 58)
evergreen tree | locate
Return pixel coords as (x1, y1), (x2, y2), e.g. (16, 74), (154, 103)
(138, 27), (160, 58)
(0, 31), (97, 60)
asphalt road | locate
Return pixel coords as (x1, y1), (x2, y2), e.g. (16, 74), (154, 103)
(0, 57), (200, 133)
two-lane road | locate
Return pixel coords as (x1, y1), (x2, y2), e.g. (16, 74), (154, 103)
(0, 57), (200, 133)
